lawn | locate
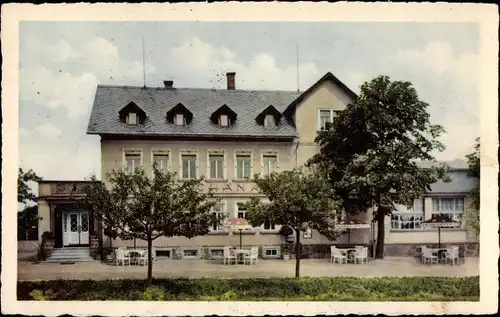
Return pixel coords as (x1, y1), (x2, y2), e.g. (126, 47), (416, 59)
(18, 276), (479, 301)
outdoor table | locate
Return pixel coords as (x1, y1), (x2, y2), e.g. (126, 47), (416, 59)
(123, 249), (146, 265)
(339, 248), (357, 263)
(429, 248), (448, 261)
(232, 248), (251, 264)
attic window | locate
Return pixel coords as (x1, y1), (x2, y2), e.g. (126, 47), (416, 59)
(174, 114), (186, 126)
(219, 115), (229, 127)
(126, 112), (137, 125)
(264, 114), (275, 128)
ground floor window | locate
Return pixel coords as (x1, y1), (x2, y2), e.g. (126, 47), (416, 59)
(391, 198), (424, 230)
(262, 246), (280, 259)
(432, 197), (464, 224)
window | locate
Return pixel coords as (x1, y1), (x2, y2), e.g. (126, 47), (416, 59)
(262, 154), (278, 175)
(181, 154), (197, 179)
(236, 153), (252, 180)
(155, 248), (173, 259)
(152, 152), (169, 174)
(263, 221), (276, 230)
(391, 198), (424, 230)
(124, 152), (141, 174)
(219, 115), (229, 127)
(318, 109), (336, 131)
(211, 202), (225, 230)
(236, 202), (247, 219)
(209, 153), (224, 179)
(174, 113), (185, 126)
(264, 114), (275, 128)
(126, 112), (137, 125)
(432, 197), (464, 224)
(262, 246), (281, 259)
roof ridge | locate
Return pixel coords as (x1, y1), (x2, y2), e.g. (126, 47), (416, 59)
(96, 84), (300, 94)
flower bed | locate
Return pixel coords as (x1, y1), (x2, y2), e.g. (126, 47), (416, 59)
(18, 276), (479, 301)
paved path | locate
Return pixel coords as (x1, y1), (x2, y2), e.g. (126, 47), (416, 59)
(17, 257), (479, 281)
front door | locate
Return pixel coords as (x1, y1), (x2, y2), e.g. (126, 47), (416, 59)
(64, 211), (89, 246)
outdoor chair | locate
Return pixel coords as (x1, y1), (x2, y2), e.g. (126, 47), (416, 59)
(115, 248), (130, 266)
(420, 246), (428, 263)
(354, 247), (368, 264)
(244, 247), (259, 265)
(331, 246), (347, 264)
(422, 248), (438, 264)
(223, 246), (237, 265)
(446, 246), (459, 265)
(138, 251), (148, 266)
(174, 248), (183, 260)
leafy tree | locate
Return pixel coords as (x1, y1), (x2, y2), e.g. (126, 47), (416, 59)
(80, 166), (218, 284)
(309, 76), (448, 259)
(244, 168), (341, 277)
(465, 137), (480, 235)
(18, 168), (42, 205)
(18, 168), (43, 240)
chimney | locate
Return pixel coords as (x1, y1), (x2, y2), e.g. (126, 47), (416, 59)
(226, 72), (236, 90)
(163, 80), (174, 88)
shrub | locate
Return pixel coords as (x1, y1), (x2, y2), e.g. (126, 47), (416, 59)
(17, 276), (479, 301)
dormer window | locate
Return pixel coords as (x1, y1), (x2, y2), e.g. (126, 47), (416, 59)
(210, 104), (237, 128)
(118, 102), (147, 125)
(166, 103), (193, 126)
(255, 105), (282, 128)
(175, 113), (185, 126)
(219, 115), (229, 127)
(126, 112), (137, 125)
(264, 114), (275, 128)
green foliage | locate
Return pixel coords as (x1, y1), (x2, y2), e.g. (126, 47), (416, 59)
(243, 168), (341, 276)
(17, 276), (479, 301)
(308, 76), (448, 257)
(79, 166), (218, 282)
(18, 168), (42, 205)
(465, 137), (480, 235)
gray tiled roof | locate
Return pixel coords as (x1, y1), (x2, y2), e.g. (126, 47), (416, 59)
(87, 85), (301, 138)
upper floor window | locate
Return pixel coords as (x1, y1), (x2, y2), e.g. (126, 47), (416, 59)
(264, 114), (276, 128)
(152, 151), (169, 175)
(175, 113), (185, 126)
(391, 198), (424, 230)
(209, 152), (225, 179)
(124, 151), (142, 174)
(432, 197), (464, 224)
(318, 109), (337, 131)
(219, 115), (229, 127)
(126, 112), (137, 125)
(263, 220), (276, 230)
(262, 153), (278, 175)
(235, 152), (252, 180)
(181, 153), (197, 179)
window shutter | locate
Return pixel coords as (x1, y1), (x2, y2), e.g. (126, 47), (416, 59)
(223, 152), (227, 179)
(260, 154), (264, 176)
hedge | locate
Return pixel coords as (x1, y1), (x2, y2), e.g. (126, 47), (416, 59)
(18, 276), (479, 301)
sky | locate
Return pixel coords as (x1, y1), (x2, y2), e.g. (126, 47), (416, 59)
(19, 21), (480, 181)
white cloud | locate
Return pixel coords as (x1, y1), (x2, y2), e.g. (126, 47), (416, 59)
(167, 37), (320, 91)
(45, 39), (81, 63)
(20, 65), (100, 119)
(34, 123), (62, 139)
(387, 42), (478, 89)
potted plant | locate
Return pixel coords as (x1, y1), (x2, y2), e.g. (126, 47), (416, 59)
(89, 231), (99, 258)
(281, 243), (292, 261)
(41, 231), (55, 259)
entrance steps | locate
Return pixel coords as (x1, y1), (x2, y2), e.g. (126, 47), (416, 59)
(45, 247), (94, 263)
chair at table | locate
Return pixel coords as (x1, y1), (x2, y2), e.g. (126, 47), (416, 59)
(138, 250), (148, 266)
(244, 247), (259, 265)
(174, 248), (183, 260)
(115, 248), (130, 266)
(223, 246), (237, 265)
(420, 246), (428, 263)
(354, 247), (368, 264)
(331, 246), (347, 264)
(422, 248), (438, 264)
(446, 246), (459, 265)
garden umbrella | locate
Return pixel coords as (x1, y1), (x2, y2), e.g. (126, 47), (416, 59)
(336, 217), (370, 243)
(226, 218), (252, 249)
(422, 214), (460, 248)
